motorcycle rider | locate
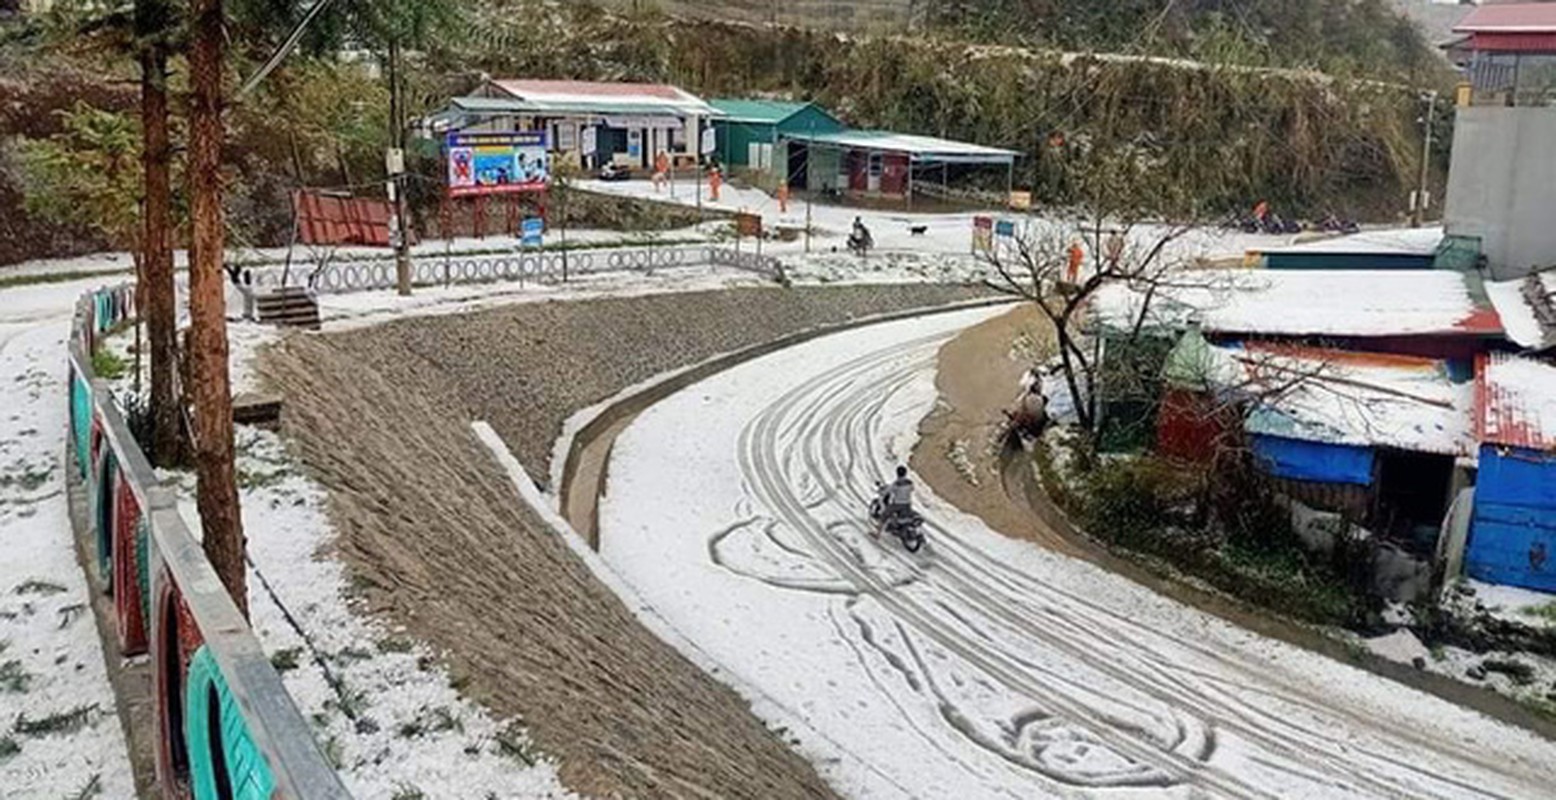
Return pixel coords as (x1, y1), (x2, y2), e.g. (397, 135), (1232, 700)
(875, 465), (915, 538)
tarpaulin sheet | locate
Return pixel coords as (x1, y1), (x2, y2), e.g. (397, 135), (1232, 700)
(1250, 434), (1375, 486)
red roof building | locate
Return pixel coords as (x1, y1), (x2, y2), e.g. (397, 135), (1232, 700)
(1455, 3), (1556, 52)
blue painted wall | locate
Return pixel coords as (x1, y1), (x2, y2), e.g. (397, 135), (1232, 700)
(1467, 445), (1556, 592)
(1250, 434), (1375, 485)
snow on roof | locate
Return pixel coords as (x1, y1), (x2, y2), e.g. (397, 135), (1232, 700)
(1256, 227), (1444, 257)
(1485, 272), (1556, 351)
(1093, 269), (1499, 339)
(1454, 3), (1556, 34)
(781, 129), (1019, 163)
(1479, 353), (1556, 451)
(485, 79), (717, 117)
(1211, 343), (1475, 455)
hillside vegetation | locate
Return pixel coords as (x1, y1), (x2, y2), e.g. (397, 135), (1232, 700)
(602, 0), (1447, 83)
(0, 0), (1451, 265)
(444, 1), (1448, 218)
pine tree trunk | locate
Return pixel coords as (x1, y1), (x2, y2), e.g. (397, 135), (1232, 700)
(138, 5), (178, 468)
(187, 0), (247, 618)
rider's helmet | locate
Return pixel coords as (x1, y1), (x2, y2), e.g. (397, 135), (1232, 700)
(896, 465), (908, 479)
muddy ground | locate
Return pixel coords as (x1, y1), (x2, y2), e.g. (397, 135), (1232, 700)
(257, 283), (989, 799)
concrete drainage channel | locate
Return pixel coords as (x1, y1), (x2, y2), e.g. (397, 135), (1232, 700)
(558, 296), (1017, 547)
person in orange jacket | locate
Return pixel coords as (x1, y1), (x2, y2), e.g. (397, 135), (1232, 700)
(652, 151), (670, 192)
(1066, 239), (1085, 283)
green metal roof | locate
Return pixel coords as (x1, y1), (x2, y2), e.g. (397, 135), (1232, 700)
(709, 98), (817, 125)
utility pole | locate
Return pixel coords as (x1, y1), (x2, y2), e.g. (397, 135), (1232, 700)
(388, 37), (412, 295)
(804, 118), (814, 254)
(1412, 89), (1438, 229)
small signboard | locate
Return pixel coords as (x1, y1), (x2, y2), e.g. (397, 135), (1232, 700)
(700, 127), (717, 156)
(972, 215), (994, 255)
(581, 127), (598, 157)
(520, 217), (544, 248)
(1008, 190), (1032, 211)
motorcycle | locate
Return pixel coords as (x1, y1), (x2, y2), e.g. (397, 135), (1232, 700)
(869, 483), (926, 552)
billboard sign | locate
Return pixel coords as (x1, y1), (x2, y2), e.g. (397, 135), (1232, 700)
(446, 132), (550, 197)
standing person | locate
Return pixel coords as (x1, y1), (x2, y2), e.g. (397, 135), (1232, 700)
(1066, 238), (1085, 283)
(777, 180), (790, 214)
(1104, 229), (1125, 269)
(653, 150), (670, 192)
(709, 164), (723, 202)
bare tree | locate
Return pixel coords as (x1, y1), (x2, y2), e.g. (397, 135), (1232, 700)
(982, 209), (1191, 434)
(187, 0), (247, 617)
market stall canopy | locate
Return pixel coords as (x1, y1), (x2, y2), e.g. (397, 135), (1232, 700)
(779, 129), (1019, 165)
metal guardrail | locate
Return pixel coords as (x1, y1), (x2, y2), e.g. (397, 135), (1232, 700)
(247, 244), (785, 295)
(68, 286), (349, 799)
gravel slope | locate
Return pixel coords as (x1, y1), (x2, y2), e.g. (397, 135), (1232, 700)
(256, 284), (989, 799)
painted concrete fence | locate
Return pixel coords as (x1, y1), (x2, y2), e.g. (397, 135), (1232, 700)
(246, 245), (785, 295)
(70, 286), (349, 799)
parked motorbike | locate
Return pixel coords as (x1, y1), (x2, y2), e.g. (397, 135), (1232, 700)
(869, 483), (926, 552)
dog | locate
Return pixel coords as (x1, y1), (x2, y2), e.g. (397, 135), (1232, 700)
(909, 225), (929, 236)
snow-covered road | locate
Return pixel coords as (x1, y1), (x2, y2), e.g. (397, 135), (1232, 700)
(598, 306), (1556, 799)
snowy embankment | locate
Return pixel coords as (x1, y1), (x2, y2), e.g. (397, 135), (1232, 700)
(0, 289), (134, 797)
(598, 305), (1556, 799)
(576, 178), (1301, 284)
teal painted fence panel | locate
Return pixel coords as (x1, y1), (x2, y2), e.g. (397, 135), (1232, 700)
(185, 645), (277, 800)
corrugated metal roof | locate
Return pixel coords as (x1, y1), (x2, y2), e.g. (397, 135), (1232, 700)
(1479, 353), (1556, 450)
(1255, 227), (1444, 257)
(1484, 271), (1556, 351)
(483, 79), (717, 117)
(1455, 3), (1556, 33)
(1232, 343), (1474, 456)
(709, 98), (814, 124)
(1093, 269), (1503, 339)
(780, 129), (1019, 162)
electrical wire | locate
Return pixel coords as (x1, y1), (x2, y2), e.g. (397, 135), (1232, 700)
(237, 0), (341, 99)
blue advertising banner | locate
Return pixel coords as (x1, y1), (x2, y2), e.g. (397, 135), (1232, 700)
(446, 131), (550, 196)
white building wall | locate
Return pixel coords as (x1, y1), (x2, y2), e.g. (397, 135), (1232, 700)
(1445, 106), (1556, 280)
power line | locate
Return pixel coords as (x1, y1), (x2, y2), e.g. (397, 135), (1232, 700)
(237, 0), (341, 99)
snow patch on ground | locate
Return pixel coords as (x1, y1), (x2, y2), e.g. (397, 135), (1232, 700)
(159, 424), (576, 799)
(0, 315), (135, 798)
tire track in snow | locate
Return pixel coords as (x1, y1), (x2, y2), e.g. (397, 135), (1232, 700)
(726, 326), (1541, 799)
